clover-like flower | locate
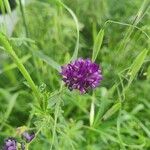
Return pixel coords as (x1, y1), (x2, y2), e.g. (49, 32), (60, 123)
(22, 131), (35, 143)
(3, 137), (17, 150)
(61, 58), (102, 93)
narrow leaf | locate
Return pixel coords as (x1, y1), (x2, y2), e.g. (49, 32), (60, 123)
(0, 33), (41, 101)
(58, 0), (79, 61)
(90, 101), (95, 126)
(102, 102), (121, 120)
(3, 0), (11, 14)
(128, 49), (148, 85)
(0, 54), (31, 74)
(5, 93), (18, 121)
(92, 29), (104, 62)
(34, 51), (61, 72)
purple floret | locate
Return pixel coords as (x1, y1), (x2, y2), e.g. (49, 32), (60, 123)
(61, 58), (103, 93)
(22, 131), (35, 143)
(3, 138), (17, 150)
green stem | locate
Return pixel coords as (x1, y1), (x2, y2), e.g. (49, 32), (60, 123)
(50, 83), (63, 150)
(0, 33), (41, 103)
(18, 0), (29, 37)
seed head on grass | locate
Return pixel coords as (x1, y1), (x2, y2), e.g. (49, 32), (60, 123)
(61, 58), (102, 93)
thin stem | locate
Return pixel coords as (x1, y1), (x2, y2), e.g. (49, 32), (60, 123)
(103, 20), (150, 40)
(57, 0), (79, 61)
(18, 0), (29, 37)
(50, 97), (61, 150)
(50, 83), (63, 150)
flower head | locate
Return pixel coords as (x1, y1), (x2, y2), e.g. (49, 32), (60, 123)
(22, 131), (35, 143)
(61, 58), (102, 93)
(3, 137), (17, 150)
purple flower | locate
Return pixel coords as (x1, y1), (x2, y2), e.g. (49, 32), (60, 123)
(3, 137), (17, 150)
(22, 131), (35, 143)
(61, 58), (103, 93)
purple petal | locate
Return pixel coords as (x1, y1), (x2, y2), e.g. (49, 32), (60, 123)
(60, 58), (103, 93)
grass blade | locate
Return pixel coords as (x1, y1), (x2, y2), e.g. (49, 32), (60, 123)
(90, 100), (95, 126)
(102, 102), (121, 120)
(4, 93), (18, 121)
(34, 51), (61, 72)
(0, 33), (41, 103)
(0, 54), (31, 74)
(92, 29), (104, 62)
(128, 49), (148, 86)
(57, 0), (79, 61)
(3, 0), (11, 14)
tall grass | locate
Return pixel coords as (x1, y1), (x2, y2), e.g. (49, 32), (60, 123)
(0, 0), (150, 149)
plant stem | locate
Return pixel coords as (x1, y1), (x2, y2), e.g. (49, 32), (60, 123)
(18, 0), (29, 37)
(50, 82), (63, 150)
(0, 33), (41, 103)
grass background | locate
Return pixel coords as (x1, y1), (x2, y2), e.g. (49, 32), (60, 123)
(0, 0), (150, 149)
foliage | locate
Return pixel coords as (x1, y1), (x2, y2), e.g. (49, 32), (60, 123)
(0, 0), (150, 149)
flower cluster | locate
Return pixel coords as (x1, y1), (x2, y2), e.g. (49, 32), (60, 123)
(61, 58), (102, 93)
(22, 131), (35, 143)
(3, 138), (17, 150)
(3, 131), (35, 150)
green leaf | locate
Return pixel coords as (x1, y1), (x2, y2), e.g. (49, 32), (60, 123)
(0, 90), (18, 129)
(128, 49), (148, 85)
(102, 102), (121, 120)
(94, 98), (112, 126)
(147, 66), (150, 80)
(4, 93), (18, 121)
(0, 33), (41, 102)
(57, 0), (79, 61)
(0, 54), (31, 74)
(92, 29), (104, 62)
(34, 51), (61, 72)
(3, 0), (11, 14)
(90, 101), (95, 126)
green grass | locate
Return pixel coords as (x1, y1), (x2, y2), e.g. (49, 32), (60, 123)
(0, 0), (150, 149)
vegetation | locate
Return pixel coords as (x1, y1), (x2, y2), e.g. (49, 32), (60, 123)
(0, 0), (150, 149)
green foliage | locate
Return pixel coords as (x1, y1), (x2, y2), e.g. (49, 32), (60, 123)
(34, 51), (61, 72)
(0, 0), (150, 149)
(92, 29), (104, 62)
(127, 49), (148, 86)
